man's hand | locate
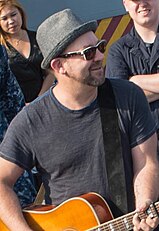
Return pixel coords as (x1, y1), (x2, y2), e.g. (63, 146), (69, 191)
(133, 200), (159, 230)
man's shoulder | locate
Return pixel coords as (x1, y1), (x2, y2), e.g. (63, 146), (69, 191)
(107, 78), (145, 104)
(110, 33), (130, 49)
(99, 78), (143, 110)
(25, 89), (52, 115)
(108, 78), (139, 92)
(109, 27), (135, 51)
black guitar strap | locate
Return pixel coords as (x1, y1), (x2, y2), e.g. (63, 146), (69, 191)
(98, 79), (128, 214)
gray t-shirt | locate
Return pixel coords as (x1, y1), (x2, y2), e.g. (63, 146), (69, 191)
(0, 79), (156, 212)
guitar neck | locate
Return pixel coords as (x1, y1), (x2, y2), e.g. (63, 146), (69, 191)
(88, 201), (159, 231)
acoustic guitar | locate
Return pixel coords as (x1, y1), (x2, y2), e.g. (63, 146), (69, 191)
(0, 192), (158, 231)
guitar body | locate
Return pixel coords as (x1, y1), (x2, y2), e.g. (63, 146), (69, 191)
(0, 192), (113, 231)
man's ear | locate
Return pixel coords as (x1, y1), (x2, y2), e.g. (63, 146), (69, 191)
(123, 0), (128, 12)
(50, 59), (66, 74)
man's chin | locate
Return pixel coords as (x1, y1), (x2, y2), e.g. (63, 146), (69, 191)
(87, 75), (105, 87)
(96, 76), (105, 86)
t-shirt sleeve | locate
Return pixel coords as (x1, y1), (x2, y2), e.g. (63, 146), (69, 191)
(131, 92), (156, 147)
(0, 108), (35, 170)
(117, 81), (156, 148)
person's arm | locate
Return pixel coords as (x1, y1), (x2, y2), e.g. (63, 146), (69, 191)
(132, 133), (159, 230)
(0, 158), (33, 231)
(142, 90), (159, 103)
(38, 71), (55, 96)
(106, 41), (159, 103)
(130, 73), (159, 102)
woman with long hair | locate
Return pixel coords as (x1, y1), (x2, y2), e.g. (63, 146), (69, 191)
(0, 0), (54, 103)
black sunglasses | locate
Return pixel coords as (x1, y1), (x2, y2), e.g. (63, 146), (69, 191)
(58, 39), (107, 61)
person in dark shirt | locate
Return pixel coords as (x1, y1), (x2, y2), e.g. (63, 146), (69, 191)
(105, 0), (159, 155)
(0, 0), (54, 103)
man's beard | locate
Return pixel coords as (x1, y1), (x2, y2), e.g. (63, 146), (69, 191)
(65, 65), (105, 87)
(82, 73), (105, 86)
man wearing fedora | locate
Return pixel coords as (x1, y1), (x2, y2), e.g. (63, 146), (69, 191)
(0, 8), (158, 231)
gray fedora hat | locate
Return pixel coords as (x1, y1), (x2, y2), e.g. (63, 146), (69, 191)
(36, 8), (98, 69)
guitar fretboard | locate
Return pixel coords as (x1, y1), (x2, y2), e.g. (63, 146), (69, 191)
(88, 202), (159, 231)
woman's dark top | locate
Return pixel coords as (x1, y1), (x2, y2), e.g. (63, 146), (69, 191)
(7, 30), (44, 103)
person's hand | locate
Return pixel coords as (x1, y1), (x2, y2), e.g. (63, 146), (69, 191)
(133, 199), (159, 230)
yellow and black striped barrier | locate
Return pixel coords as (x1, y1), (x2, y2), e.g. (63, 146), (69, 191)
(95, 14), (133, 66)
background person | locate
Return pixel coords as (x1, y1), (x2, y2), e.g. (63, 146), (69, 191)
(0, 9), (158, 231)
(0, 0), (54, 103)
(0, 44), (24, 142)
(105, 0), (159, 152)
(0, 44), (36, 208)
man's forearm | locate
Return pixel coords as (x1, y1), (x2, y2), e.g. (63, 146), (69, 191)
(0, 183), (33, 231)
(134, 163), (159, 209)
(130, 73), (159, 93)
(143, 90), (159, 103)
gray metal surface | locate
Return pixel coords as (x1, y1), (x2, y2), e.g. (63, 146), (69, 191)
(19, 0), (126, 30)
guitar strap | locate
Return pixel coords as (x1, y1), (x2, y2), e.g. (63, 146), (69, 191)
(98, 79), (128, 214)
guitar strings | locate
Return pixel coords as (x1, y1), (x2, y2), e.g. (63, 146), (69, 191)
(88, 203), (159, 231)
(88, 213), (134, 231)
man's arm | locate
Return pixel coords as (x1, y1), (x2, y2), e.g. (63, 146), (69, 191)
(142, 90), (159, 103)
(132, 133), (159, 230)
(106, 41), (159, 103)
(130, 73), (159, 103)
(0, 158), (33, 231)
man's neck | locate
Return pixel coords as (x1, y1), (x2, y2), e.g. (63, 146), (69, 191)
(134, 23), (158, 43)
(53, 83), (98, 110)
